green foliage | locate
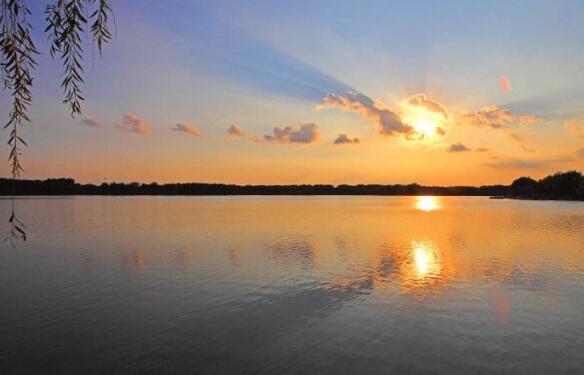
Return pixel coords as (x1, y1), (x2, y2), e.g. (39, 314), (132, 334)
(1, 0), (113, 179)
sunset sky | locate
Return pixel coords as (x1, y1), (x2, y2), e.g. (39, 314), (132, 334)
(2, 0), (584, 185)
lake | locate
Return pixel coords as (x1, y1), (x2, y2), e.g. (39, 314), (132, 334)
(1, 196), (583, 374)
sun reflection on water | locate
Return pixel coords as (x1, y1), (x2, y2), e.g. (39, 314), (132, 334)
(415, 196), (440, 212)
(412, 241), (441, 278)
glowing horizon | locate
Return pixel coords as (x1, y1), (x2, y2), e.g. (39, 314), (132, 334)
(1, 1), (583, 185)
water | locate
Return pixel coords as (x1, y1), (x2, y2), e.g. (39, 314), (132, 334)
(1, 196), (583, 374)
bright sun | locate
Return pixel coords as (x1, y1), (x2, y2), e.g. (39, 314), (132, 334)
(402, 105), (444, 141)
(414, 118), (438, 139)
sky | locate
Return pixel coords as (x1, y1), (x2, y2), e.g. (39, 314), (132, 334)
(2, 0), (584, 185)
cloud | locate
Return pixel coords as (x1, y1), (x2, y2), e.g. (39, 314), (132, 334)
(227, 124), (245, 137)
(117, 113), (149, 134)
(459, 106), (539, 129)
(486, 157), (573, 170)
(262, 123), (319, 144)
(79, 117), (102, 127)
(564, 119), (584, 138)
(318, 92), (413, 137)
(499, 75), (512, 93)
(486, 159), (543, 169)
(448, 143), (471, 152)
(407, 94), (448, 119)
(171, 122), (202, 137)
(477, 147), (489, 152)
(578, 148), (584, 159)
(333, 134), (360, 145)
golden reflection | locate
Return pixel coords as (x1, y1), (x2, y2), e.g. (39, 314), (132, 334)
(412, 241), (441, 278)
(415, 196), (440, 212)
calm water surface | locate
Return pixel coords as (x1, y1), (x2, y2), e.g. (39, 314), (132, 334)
(1, 196), (583, 374)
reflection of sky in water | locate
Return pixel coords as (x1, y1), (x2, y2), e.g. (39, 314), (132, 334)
(1, 196), (584, 374)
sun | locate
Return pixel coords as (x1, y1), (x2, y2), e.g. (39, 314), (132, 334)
(414, 118), (438, 139)
(401, 106), (445, 141)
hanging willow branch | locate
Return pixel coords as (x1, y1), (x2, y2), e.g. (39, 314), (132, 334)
(1, 0), (37, 178)
(0, 0), (113, 179)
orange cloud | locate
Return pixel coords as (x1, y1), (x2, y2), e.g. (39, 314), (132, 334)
(117, 113), (149, 134)
(407, 94), (448, 119)
(564, 119), (584, 138)
(458, 106), (539, 129)
(262, 123), (319, 144)
(333, 134), (360, 145)
(318, 92), (414, 137)
(499, 75), (512, 93)
(227, 124), (245, 137)
(171, 123), (202, 137)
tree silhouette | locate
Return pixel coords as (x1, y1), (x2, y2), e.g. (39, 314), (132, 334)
(510, 176), (537, 197)
(510, 171), (584, 200)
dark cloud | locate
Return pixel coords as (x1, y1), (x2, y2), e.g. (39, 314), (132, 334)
(79, 117), (102, 127)
(486, 159), (543, 169)
(486, 157), (573, 170)
(262, 123), (319, 144)
(319, 92), (414, 137)
(227, 124), (245, 137)
(171, 123), (202, 137)
(333, 134), (360, 145)
(448, 143), (471, 152)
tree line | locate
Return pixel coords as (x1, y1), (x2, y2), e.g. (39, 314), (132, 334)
(509, 171), (584, 200)
(0, 171), (582, 199)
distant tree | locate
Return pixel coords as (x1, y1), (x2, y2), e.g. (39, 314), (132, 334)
(1, 0), (114, 178)
(538, 171), (583, 200)
(510, 176), (537, 197)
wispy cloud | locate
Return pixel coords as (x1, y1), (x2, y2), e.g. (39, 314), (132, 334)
(171, 123), (202, 137)
(333, 134), (360, 145)
(227, 124), (245, 137)
(407, 94), (448, 119)
(477, 147), (489, 152)
(208, 21), (354, 102)
(79, 117), (102, 127)
(318, 92), (413, 137)
(458, 106), (539, 129)
(564, 119), (584, 138)
(117, 113), (149, 134)
(578, 148), (584, 159)
(448, 143), (471, 152)
(486, 159), (543, 169)
(262, 123), (319, 144)
(499, 75), (512, 93)
(486, 157), (572, 170)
